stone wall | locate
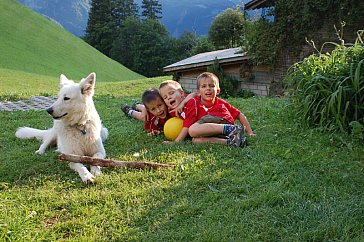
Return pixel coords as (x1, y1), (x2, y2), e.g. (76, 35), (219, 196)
(177, 63), (273, 96)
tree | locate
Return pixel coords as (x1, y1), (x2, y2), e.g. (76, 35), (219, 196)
(85, 0), (139, 57)
(208, 8), (246, 49)
(172, 31), (197, 60)
(141, 0), (162, 20)
(111, 17), (173, 77)
(112, 0), (138, 27)
(84, 0), (115, 56)
(191, 36), (215, 55)
(110, 17), (140, 69)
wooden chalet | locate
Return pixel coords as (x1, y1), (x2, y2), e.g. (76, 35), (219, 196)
(163, 47), (273, 96)
(164, 0), (361, 96)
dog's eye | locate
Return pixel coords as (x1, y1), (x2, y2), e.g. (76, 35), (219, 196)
(64, 97), (70, 101)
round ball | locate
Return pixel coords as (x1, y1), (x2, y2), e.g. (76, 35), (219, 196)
(164, 117), (183, 141)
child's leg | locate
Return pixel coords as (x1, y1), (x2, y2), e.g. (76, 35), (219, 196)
(129, 110), (146, 122)
(189, 122), (238, 137)
(134, 103), (145, 112)
(192, 129), (246, 148)
(122, 102), (147, 122)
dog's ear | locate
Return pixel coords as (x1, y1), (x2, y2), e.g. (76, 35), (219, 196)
(60, 74), (73, 88)
(80, 72), (96, 96)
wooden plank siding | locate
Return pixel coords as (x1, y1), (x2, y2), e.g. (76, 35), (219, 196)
(164, 48), (274, 96)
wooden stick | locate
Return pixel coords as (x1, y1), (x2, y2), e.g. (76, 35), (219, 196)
(59, 154), (175, 170)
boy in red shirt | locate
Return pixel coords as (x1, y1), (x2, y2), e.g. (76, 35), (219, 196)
(159, 80), (197, 142)
(188, 72), (255, 147)
(122, 88), (169, 136)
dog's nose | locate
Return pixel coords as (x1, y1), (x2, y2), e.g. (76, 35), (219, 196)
(47, 107), (53, 114)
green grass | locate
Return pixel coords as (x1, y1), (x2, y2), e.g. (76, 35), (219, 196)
(0, 72), (363, 241)
(0, 68), (166, 101)
(0, 0), (143, 82)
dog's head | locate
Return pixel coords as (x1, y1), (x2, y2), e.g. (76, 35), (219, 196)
(47, 72), (96, 124)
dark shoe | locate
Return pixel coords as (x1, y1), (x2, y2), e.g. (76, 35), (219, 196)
(121, 104), (131, 116)
(227, 126), (244, 148)
(240, 135), (247, 148)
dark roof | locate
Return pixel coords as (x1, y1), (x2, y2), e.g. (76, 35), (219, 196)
(163, 47), (249, 73)
(244, 0), (275, 10)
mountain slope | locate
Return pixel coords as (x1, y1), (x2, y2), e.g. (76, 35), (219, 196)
(16, 0), (90, 37)
(0, 0), (143, 82)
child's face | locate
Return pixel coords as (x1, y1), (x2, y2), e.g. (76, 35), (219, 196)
(159, 84), (184, 109)
(145, 97), (168, 119)
(198, 77), (220, 102)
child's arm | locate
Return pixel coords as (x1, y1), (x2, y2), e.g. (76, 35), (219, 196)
(236, 113), (255, 137)
(172, 92), (198, 116)
(174, 127), (189, 142)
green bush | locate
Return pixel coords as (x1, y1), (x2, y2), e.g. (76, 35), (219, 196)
(284, 31), (364, 133)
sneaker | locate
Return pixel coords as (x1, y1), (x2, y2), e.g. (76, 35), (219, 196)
(227, 126), (244, 148)
(132, 101), (141, 111)
(240, 135), (247, 148)
(121, 104), (131, 116)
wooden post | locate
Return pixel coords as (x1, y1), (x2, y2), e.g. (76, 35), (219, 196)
(59, 154), (175, 170)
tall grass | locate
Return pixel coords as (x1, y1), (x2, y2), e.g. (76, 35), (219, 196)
(285, 31), (364, 134)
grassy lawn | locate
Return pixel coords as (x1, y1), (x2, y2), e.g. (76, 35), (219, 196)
(0, 72), (363, 241)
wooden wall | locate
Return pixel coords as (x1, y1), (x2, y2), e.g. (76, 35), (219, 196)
(175, 62), (274, 96)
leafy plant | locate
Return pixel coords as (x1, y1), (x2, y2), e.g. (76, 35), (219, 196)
(284, 31), (364, 133)
(244, 0), (364, 66)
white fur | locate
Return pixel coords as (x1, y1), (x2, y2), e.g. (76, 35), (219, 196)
(15, 73), (107, 183)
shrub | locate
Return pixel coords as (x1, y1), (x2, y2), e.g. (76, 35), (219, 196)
(284, 31), (364, 133)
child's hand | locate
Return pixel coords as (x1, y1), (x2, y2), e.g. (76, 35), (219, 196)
(147, 130), (161, 136)
(247, 132), (256, 137)
(141, 108), (149, 122)
(170, 106), (183, 117)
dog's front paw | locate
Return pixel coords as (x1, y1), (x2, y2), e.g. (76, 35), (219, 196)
(90, 166), (102, 177)
(35, 149), (45, 155)
(80, 171), (95, 184)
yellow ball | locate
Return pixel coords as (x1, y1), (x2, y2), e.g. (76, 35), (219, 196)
(164, 117), (183, 140)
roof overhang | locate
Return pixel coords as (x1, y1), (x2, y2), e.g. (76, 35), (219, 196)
(163, 55), (250, 73)
(244, 0), (275, 10)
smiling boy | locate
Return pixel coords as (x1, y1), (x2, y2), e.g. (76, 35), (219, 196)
(188, 72), (255, 147)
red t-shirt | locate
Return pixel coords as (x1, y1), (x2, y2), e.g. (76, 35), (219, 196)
(144, 111), (168, 131)
(169, 98), (198, 128)
(190, 96), (241, 125)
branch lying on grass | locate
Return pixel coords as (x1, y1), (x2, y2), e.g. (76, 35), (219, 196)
(59, 154), (175, 170)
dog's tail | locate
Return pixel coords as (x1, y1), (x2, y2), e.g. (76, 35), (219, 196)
(15, 127), (49, 141)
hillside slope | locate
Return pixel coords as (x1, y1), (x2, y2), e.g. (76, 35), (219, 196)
(16, 0), (243, 37)
(0, 0), (143, 82)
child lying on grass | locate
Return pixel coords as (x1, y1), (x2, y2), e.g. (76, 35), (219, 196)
(122, 88), (169, 136)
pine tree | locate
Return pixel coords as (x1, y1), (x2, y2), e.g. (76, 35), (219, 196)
(141, 0), (162, 20)
(112, 0), (139, 27)
(85, 0), (115, 56)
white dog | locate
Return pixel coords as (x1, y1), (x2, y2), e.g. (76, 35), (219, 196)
(16, 72), (108, 183)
